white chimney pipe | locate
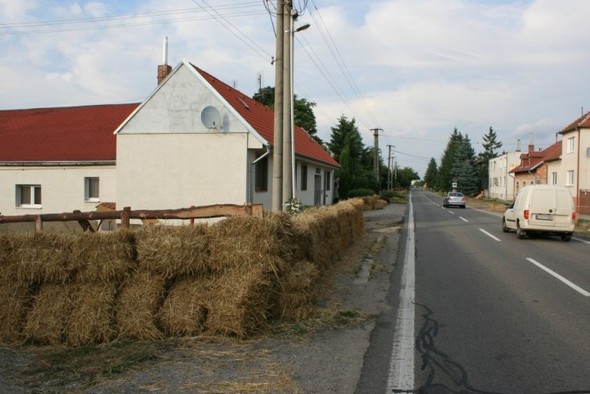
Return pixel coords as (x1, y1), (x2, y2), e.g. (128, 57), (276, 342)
(163, 36), (168, 65)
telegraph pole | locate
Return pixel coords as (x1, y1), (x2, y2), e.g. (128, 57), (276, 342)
(387, 144), (393, 190)
(272, 0), (285, 212)
(282, 2), (293, 205)
(371, 128), (382, 186)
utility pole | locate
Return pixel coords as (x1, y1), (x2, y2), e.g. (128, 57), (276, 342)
(387, 144), (393, 190)
(271, 0), (285, 212)
(371, 128), (382, 187)
(282, 2), (293, 205)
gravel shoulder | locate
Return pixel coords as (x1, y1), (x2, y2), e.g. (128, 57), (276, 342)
(0, 203), (406, 394)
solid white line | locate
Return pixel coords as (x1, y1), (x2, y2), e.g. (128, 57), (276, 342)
(459, 216), (468, 223)
(387, 193), (416, 391)
(525, 258), (590, 297)
(479, 228), (501, 242)
(572, 236), (590, 245)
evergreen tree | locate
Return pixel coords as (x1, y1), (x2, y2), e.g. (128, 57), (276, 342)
(396, 167), (420, 188)
(451, 135), (479, 195)
(438, 128), (463, 191)
(478, 127), (503, 191)
(423, 158), (438, 189)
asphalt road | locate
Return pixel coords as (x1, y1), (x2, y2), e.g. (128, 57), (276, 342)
(358, 189), (590, 394)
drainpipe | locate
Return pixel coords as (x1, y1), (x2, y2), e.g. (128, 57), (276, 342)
(249, 145), (271, 204)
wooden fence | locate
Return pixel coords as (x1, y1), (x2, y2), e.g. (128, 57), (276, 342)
(0, 204), (264, 233)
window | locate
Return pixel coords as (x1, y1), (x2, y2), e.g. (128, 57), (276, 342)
(301, 165), (308, 191)
(16, 185), (42, 208)
(85, 177), (100, 201)
(567, 136), (576, 153)
(325, 171), (331, 191)
(551, 172), (558, 185)
(566, 170), (575, 186)
(254, 154), (268, 192)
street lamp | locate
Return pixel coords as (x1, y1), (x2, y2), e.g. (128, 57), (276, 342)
(282, 16), (310, 205)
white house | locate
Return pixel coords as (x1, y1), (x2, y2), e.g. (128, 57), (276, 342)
(0, 60), (339, 218)
(488, 151), (521, 200)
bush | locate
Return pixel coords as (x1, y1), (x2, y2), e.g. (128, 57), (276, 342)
(347, 188), (376, 198)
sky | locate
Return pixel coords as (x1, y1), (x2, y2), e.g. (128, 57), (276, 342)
(2, 0), (590, 177)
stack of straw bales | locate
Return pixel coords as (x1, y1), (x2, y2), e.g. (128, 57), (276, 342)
(0, 198), (365, 345)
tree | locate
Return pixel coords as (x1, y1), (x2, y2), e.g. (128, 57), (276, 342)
(252, 86), (322, 144)
(451, 135), (479, 196)
(478, 127), (503, 191)
(438, 128), (463, 191)
(423, 158), (438, 189)
(396, 166), (420, 188)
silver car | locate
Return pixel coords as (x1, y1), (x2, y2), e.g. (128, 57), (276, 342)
(443, 192), (466, 208)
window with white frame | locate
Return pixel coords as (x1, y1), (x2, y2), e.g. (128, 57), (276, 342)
(566, 170), (575, 186)
(567, 136), (576, 153)
(84, 177), (100, 202)
(551, 172), (558, 185)
(16, 185), (42, 208)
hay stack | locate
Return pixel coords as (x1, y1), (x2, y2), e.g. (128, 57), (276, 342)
(0, 280), (31, 343)
(135, 224), (209, 278)
(66, 283), (117, 346)
(69, 230), (136, 283)
(23, 284), (73, 345)
(274, 260), (321, 320)
(116, 270), (165, 340)
(205, 261), (279, 338)
(6, 233), (73, 285)
(158, 276), (210, 337)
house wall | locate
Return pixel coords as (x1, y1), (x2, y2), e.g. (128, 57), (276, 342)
(116, 133), (249, 210)
(488, 152), (520, 200)
(294, 161), (335, 206)
(578, 128), (590, 214)
(0, 165), (116, 216)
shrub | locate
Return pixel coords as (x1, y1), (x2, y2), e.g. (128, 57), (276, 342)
(347, 188), (376, 198)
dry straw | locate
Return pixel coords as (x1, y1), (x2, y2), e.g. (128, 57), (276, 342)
(274, 260), (321, 320)
(69, 230), (136, 283)
(158, 276), (210, 337)
(66, 283), (117, 346)
(23, 283), (73, 345)
(116, 270), (165, 340)
(0, 280), (31, 343)
(135, 224), (209, 278)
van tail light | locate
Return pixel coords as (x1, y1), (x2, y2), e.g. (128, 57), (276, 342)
(523, 209), (529, 220)
(572, 212), (577, 221)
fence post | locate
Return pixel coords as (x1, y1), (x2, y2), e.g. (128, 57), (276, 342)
(35, 215), (43, 233)
(121, 207), (131, 229)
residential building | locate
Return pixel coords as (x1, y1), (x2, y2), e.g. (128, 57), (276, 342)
(510, 141), (562, 197)
(488, 151), (521, 201)
(0, 60), (339, 218)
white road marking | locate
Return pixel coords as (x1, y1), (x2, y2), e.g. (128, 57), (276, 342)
(387, 193), (416, 391)
(480, 228), (501, 242)
(459, 216), (468, 223)
(572, 237), (590, 245)
(525, 258), (590, 297)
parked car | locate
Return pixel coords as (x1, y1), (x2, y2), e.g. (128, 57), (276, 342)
(443, 192), (466, 208)
(502, 185), (576, 241)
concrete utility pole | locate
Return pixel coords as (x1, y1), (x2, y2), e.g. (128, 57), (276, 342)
(387, 144), (393, 190)
(371, 128), (382, 186)
(271, 0), (285, 212)
(282, 3), (293, 205)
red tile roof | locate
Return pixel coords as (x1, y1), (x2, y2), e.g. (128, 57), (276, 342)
(0, 104), (138, 162)
(193, 65), (340, 168)
(560, 111), (590, 133)
(510, 140), (561, 173)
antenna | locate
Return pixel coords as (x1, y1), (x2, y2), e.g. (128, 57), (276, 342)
(162, 36), (168, 65)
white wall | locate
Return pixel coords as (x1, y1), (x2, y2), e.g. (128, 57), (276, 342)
(117, 133), (249, 210)
(0, 166), (116, 216)
(488, 152), (520, 200)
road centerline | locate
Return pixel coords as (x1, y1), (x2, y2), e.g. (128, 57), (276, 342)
(479, 228), (501, 242)
(525, 258), (590, 297)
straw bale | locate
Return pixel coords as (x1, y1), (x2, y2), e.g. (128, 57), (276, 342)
(70, 230), (136, 283)
(374, 199), (388, 210)
(135, 224), (210, 278)
(292, 210), (334, 269)
(66, 283), (117, 346)
(0, 280), (31, 343)
(158, 276), (210, 337)
(274, 260), (321, 320)
(8, 233), (74, 285)
(116, 270), (165, 340)
(205, 261), (278, 338)
(23, 283), (73, 345)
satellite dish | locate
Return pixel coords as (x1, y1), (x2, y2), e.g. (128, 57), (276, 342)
(201, 106), (221, 129)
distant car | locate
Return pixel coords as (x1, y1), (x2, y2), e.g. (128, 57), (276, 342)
(443, 192), (466, 208)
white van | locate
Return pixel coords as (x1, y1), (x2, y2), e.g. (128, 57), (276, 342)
(502, 185), (576, 241)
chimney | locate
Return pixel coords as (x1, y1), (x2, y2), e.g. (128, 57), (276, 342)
(157, 36), (171, 85)
(527, 132), (535, 153)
